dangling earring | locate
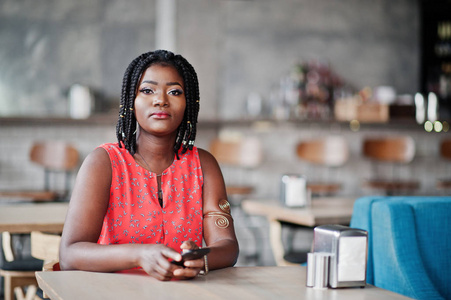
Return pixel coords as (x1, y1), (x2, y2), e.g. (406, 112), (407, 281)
(133, 121), (138, 135)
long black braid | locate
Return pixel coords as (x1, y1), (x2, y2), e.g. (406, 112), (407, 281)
(116, 50), (200, 158)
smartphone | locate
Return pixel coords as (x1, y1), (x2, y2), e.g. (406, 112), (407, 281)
(172, 248), (210, 266)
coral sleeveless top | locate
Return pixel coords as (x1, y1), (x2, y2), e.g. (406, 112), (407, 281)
(97, 143), (204, 250)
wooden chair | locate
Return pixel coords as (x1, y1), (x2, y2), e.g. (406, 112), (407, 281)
(437, 139), (451, 190)
(295, 136), (349, 195)
(0, 141), (76, 299)
(0, 232), (62, 300)
(30, 231), (61, 299)
(31, 231), (61, 272)
(362, 136), (419, 195)
(0, 141), (79, 203)
(209, 136), (263, 199)
(0, 233), (42, 300)
(0, 269), (38, 300)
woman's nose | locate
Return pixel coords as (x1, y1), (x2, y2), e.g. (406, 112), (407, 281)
(153, 94), (168, 107)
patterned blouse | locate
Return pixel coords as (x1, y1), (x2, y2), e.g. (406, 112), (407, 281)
(97, 143), (204, 250)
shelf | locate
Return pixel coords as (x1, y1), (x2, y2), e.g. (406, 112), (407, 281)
(200, 117), (423, 131)
(0, 114), (118, 126)
(0, 114), (424, 131)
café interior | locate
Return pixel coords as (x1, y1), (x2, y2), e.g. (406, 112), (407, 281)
(0, 0), (450, 299)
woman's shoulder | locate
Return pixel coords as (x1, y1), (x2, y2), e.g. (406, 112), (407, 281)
(84, 146), (112, 169)
(197, 147), (216, 162)
(197, 147), (220, 171)
(97, 142), (133, 158)
(178, 146), (213, 163)
(74, 146), (112, 188)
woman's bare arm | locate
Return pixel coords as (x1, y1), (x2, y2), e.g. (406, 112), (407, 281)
(198, 148), (239, 270)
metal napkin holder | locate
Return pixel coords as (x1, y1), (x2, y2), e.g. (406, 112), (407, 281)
(306, 225), (368, 289)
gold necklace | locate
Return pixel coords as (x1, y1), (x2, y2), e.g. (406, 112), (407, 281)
(136, 152), (162, 177)
(136, 152), (163, 205)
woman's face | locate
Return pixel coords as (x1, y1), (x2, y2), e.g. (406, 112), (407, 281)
(134, 64), (186, 137)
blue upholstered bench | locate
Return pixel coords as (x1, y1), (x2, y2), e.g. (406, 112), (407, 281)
(350, 196), (451, 300)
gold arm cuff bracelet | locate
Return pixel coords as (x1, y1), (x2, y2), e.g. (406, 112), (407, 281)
(219, 199), (231, 214)
(203, 212), (232, 228)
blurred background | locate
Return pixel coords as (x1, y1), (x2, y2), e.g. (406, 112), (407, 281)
(1, 0), (451, 267)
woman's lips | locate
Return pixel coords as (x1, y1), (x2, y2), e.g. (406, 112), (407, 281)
(151, 112), (170, 119)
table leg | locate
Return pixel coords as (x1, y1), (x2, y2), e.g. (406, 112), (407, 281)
(268, 219), (298, 266)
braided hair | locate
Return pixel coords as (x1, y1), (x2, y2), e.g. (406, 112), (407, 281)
(116, 50), (200, 158)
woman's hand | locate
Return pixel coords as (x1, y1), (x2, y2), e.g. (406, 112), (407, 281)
(172, 241), (204, 279)
(138, 244), (183, 281)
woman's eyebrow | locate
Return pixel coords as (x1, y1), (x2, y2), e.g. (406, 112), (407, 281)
(141, 80), (158, 85)
(140, 80), (182, 87)
(166, 81), (182, 87)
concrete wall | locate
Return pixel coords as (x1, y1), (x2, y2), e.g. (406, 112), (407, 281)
(0, 0), (420, 120)
(216, 0), (420, 119)
(0, 0), (158, 116)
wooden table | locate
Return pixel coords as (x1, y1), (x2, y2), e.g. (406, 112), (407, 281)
(36, 266), (411, 300)
(241, 198), (356, 265)
(0, 202), (68, 233)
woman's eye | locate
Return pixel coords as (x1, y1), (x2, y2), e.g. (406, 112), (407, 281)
(169, 89), (183, 96)
(139, 88), (153, 94)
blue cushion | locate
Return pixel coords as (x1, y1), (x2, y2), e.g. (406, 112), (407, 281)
(350, 196), (451, 286)
(371, 199), (451, 300)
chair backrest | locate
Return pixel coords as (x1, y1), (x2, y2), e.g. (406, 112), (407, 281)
(30, 231), (61, 263)
(30, 141), (79, 171)
(440, 138), (451, 160)
(350, 196), (451, 300)
(31, 231), (61, 272)
(209, 137), (263, 168)
(296, 136), (349, 167)
(362, 136), (415, 163)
